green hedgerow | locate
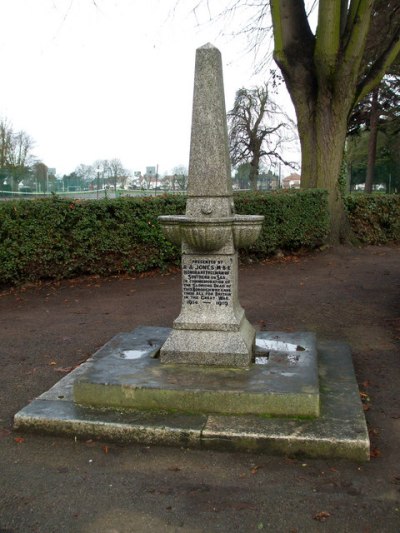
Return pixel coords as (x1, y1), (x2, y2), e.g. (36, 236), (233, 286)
(345, 194), (400, 244)
(0, 190), (330, 285)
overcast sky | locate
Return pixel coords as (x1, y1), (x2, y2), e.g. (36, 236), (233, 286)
(0, 0), (297, 177)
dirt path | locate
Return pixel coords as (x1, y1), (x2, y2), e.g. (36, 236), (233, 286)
(0, 245), (399, 532)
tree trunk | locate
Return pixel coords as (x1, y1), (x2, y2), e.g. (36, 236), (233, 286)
(365, 88), (379, 194)
(273, 52), (355, 242)
(249, 157), (260, 190)
(297, 93), (350, 243)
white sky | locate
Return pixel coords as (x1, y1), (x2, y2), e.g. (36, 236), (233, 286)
(0, 0), (297, 177)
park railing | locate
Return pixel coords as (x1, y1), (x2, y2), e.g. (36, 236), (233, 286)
(0, 188), (186, 201)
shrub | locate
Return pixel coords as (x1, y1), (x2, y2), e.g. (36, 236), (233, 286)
(0, 190), (328, 285)
(345, 194), (400, 244)
(0, 195), (185, 285)
(235, 189), (329, 256)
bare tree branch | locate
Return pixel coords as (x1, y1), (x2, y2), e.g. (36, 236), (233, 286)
(228, 82), (297, 189)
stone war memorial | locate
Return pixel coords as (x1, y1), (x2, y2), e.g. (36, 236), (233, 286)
(14, 44), (369, 460)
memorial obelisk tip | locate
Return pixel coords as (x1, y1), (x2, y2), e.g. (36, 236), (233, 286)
(186, 43), (232, 217)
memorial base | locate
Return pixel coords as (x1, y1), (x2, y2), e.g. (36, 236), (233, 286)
(72, 328), (319, 416)
(160, 317), (255, 367)
(13, 326), (370, 461)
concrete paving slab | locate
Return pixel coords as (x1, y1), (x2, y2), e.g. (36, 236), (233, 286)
(14, 328), (369, 460)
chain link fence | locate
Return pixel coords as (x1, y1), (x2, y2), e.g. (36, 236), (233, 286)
(0, 188), (186, 201)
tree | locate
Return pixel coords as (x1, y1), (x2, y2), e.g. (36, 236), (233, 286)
(93, 160), (110, 191)
(33, 162), (49, 193)
(348, 71), (400, 192)
(209, 1), (399, 238)
(62, 171), (81, 191)
(75, 164), (96, 189)
(268, 0), (400, 240)
(0, 118), (13, 170)
(347, 118), (400, 193)
(107, 158), (131, 191)
(97, 159), (131, 191)
(171, 165), (188, 191)
(227, 83), (296, 190)
(234, 162), (252, 189)
(0, 118), (35, 191)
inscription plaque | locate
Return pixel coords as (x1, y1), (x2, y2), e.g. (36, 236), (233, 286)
(183, 258), (232, 306)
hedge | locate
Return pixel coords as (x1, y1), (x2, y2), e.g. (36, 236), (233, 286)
(0, 189), (328, 285)
(345, 194), (400, 244)
(235, 189), (329, 255)
(0, 195), (184, 285)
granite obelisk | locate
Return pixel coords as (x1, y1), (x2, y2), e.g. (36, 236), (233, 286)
(159, 44), (263, 367)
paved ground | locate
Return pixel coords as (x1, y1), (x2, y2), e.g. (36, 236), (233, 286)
(1, 245), (399, 533)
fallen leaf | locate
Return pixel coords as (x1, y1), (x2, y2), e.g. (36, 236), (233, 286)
(14, 437), (25, 444)
(251, 465), (261, 474)
(370, 448), (381, 458)
(54, 367), (74, 373)
(102, 445), (110, 454)
(314, 511), (331, 522)
(49, 361), (57, 366)
(232, 502), (257, 511)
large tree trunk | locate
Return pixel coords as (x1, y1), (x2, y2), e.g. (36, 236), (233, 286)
(365, 87), (379, 194)
(297, 92), (350, 243)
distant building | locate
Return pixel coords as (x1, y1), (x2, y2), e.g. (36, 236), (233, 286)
(282, 172), (301, 189)
(145, 166), (156, 177)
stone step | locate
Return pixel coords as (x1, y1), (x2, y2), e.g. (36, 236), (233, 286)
(13, 327), (369, 461)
